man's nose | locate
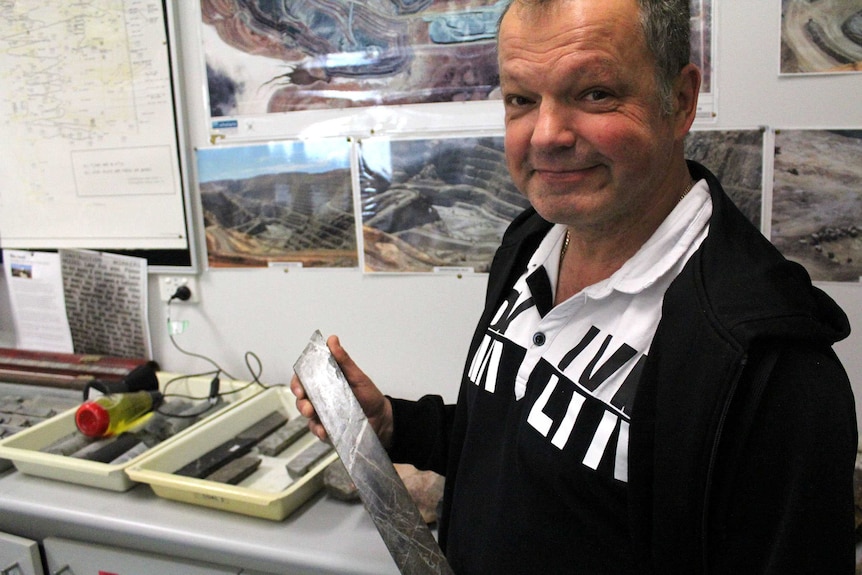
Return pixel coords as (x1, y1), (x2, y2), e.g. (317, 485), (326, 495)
(531, 100), (577, 150)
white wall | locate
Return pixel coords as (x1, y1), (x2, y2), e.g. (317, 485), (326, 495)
(148, 269), (486, 404)
(2, 1), (860, 414)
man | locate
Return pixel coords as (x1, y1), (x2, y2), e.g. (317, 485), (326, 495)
(292, 0), (858, 572)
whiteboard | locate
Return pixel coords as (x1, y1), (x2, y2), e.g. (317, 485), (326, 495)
(0, 0), (196, 269)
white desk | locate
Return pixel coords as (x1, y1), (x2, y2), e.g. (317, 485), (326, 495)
(0, 468), (399, 574)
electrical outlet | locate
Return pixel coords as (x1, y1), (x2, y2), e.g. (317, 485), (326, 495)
(159, 276), (200, 303)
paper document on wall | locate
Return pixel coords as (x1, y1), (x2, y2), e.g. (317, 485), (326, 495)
(59, 250), (152, 359)
(2, 250), (75, 353)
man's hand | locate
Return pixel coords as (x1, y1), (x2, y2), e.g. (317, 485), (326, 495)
(291, 334), (394, 449)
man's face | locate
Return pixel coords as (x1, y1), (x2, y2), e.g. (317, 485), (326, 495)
(499, 0), (684, 232)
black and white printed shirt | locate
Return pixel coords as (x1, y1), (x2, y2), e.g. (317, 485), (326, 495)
(466, 182), (712, 483)
(447, 182), (713, 572)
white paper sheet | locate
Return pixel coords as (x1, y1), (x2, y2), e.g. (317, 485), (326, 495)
(2, 250), (74, 353)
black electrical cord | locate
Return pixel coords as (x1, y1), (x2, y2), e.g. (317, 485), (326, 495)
(157, 298), (285, 419)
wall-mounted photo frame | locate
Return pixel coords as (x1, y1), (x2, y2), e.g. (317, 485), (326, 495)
(196, 139), (358, 269)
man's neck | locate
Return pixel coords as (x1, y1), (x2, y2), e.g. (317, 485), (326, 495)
(555, 226), (645, 303)
(554, 173), (694, 304)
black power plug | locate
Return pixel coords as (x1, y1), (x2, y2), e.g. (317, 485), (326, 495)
(170, 285), (192, 302)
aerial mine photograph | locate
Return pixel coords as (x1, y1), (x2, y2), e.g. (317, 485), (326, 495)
(771, 129), (862, 283)
(781, 0), (862, 74)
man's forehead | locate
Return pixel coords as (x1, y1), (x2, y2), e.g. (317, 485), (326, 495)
(501, 0), (641, 19)
(498, 0), (645, 59)
(499, 0), (642, 39)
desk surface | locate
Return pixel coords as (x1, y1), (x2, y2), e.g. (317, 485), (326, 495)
(0, 468), (400, 574)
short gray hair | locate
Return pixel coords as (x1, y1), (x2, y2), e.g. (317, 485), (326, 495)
(498, 0), (691, 115)
(637, 0), (692, 114)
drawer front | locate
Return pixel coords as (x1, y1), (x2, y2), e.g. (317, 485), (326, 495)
(0, 531), (44, 575)
(42, 537), (241, 575)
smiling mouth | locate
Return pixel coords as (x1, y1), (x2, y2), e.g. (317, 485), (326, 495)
(534, 167), (588, 174)
(532, 164), (599, 181)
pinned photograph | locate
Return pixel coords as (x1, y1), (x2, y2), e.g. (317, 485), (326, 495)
(201, 0), (504, 116)
(771, 129), (862, 282)
(359, 136), (530, 273)
(197, 140), (358, 268)
(780, 0), (862, 75)
(684, 129), (765, 228)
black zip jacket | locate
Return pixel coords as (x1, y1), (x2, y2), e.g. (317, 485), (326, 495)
(389, 161), (857, 574)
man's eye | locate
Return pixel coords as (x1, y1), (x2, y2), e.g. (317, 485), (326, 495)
(505, 95), (533, 107)
(584, 90), (611, 102)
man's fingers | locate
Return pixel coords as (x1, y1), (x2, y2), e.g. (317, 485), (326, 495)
(290, 374), (306, 400)
(327, 335), (353, 371)
(308, 418), (328, 442)
(327, 334), (370, 389)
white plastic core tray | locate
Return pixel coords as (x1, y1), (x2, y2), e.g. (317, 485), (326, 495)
(127, 386), (337, 521)
(0, 373), (261, 491)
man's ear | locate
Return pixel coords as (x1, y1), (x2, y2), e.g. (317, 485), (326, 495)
(673, 63), (702, 137)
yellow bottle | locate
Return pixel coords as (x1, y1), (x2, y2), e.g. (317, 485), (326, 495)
(75, 391), (163, 437)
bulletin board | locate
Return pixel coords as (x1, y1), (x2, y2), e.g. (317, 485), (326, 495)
(0, 0), (198, 271)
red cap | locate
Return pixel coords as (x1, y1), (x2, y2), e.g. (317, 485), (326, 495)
(75, 401), (110, 437)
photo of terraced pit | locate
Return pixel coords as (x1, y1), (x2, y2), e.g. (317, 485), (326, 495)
(684, 129), (764, 228)
(771, 129), (862, 283)
(201, 0), (503, 116)
(781, 0), (862, 74)
(197, 140), (358, 268)
(359, 136), (530, 273)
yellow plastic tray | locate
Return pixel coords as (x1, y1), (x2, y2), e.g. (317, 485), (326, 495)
(0, 373), (261, 491)
(127, 386), (337, 521)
